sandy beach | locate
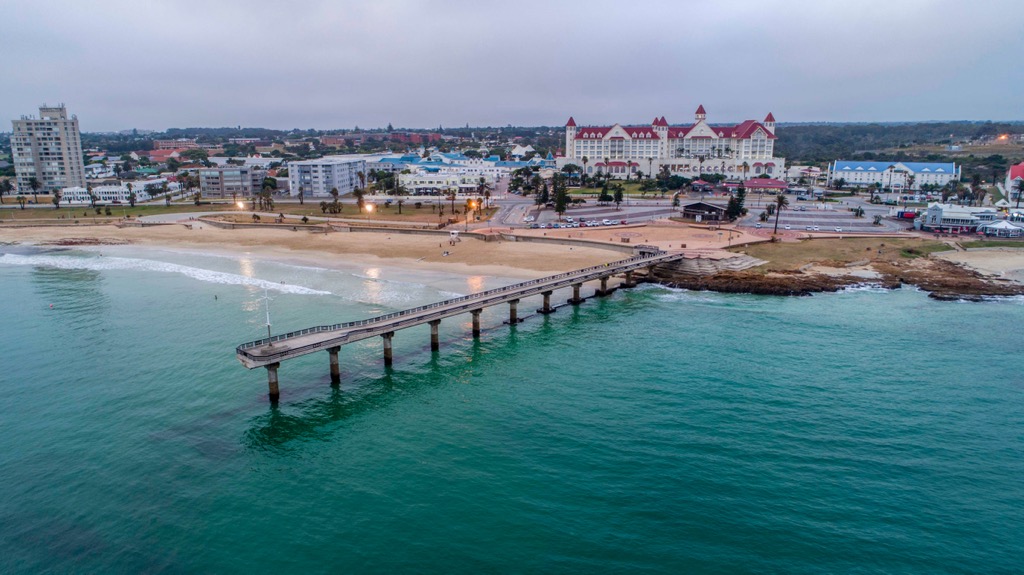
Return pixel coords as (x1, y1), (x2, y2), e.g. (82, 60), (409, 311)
(0, 224), (627, 279)
(938, 249), (1024, 283)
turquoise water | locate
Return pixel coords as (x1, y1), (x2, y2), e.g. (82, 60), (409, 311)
(2, 246), (1023, 573)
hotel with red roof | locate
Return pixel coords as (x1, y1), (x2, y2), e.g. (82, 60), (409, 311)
(560, 105), (784, 179)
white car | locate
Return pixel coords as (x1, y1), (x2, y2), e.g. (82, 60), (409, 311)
(602, 219), (613, 225)
(784, 224), (791, 230)
(812, 226), (820, 231)
(834, 227), (843, 232)
(524, 216), (535, 222)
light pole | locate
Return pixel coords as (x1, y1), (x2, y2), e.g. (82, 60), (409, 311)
(365, 203), (375, 222)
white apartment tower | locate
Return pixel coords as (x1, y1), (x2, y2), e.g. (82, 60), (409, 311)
(11, 104), (86, 192)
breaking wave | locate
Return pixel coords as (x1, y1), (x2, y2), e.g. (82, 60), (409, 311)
(0, 253), (331, 295)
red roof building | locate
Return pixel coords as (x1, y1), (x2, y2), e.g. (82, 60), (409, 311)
(563, 105), (783, 178)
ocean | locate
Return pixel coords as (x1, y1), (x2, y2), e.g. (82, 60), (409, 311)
(2, 245), (1022, 573)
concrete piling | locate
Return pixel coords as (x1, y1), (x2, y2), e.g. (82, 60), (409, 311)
(471, 309), (482, 338)
(429, 320), (440, 352)
(569, 283), (583, 305)
(328, 346), (340, 385)
(509, 299), (519, 324)
(382, 332), (394, 367)
(540, 291), (554, 314)
(266, 362), (280, 402)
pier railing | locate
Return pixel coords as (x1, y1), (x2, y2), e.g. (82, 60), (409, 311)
(235, 251), (678, 362)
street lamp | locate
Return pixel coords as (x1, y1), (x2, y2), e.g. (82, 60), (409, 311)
(365, 203), (375, 222)
(465, 200), (476, 231)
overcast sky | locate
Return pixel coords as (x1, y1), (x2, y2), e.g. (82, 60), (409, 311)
(2, 0), (1021, 132)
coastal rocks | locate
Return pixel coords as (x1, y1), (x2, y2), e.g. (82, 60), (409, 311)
(39, 237), (130, 246)
(651, 269), (878, 296)
(872, 259), (1024, 301)
(649, 255), (1024, 300)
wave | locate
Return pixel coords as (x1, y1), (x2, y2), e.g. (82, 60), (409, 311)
(0, 253), (331, 295)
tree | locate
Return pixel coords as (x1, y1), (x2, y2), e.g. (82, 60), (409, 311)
(834, 177), (846, 190)
(51, 189), (62, 209)
(1016, 179), (1024, 209)
(476, 177), (492, 208)
(397, 198), (405, 214)
(772, 193), (789, 235)
(0, 179), (12, 204)
(126, 183), (135, 207)
(87, 183), (97, 208)
(298, 186), (305, 205)
(164, 193), (172, 206)
(581, 156), (589, 182)
(552, 173), (569, 219)
(193, 191), (202, 205)
(16, 194), (26, 209)
(28, 176), (41, 204)
(612, 184), (624, 210)
(319, 201), (328, 214)
(354, 186), (366, 211)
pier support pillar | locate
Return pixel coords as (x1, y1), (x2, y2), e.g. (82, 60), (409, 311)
(509, 299), (520, 324)
(539, 291), (554, 314)
(569, 283), (584, 305)
(266, 362), (280, 402)
(471, 309), (482, 338)
(328, 346), (341, 385)
(429, 320), (441, 352)
(382, 332), (394, 367)
(623, 271), (636, 288)
(597, 276), (610, 296)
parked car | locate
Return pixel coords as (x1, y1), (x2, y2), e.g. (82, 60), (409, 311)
(812, 225), (820, 231)
(755, 222), (762, 229)
(784, 224), (792, 230)
(834, 227), (843, 232)
(602, 219), (613, 225)
(524, 216), (535, 222)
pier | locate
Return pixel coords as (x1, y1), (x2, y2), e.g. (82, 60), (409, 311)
(235, 249), (683, 401)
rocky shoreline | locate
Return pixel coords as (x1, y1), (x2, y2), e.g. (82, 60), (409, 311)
(649, 256), (1024, 301)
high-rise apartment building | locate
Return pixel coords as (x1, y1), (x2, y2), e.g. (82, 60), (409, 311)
(199, 165), (267, 198)
(11, 104), (86, 192)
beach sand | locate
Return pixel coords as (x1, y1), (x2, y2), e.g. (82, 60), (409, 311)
(938, 249), (1024, 283)
(0, 224), (627, 279)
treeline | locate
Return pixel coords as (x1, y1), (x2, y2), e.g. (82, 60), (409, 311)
(775, 121), (1024, 163)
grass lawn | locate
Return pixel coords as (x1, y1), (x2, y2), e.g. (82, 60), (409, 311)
(962, 239), (1024, 248)
(987, 186), (1004, 203)
(0, 199), (497, 225)
(573, 182), (673, 198)
(733, 237), (952, 272)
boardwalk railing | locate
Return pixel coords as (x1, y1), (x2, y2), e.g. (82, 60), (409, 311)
(235, 251), (678, 364)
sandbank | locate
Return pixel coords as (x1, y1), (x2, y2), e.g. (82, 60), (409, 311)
(937, 249), (1024, 283)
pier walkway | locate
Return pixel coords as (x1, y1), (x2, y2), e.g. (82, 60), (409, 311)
(235, 249), (683, 400)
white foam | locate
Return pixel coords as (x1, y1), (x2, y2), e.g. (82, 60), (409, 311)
(0, 253), (331, 295)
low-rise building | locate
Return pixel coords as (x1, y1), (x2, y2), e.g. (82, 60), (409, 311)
(199, 166), (267, 198)
(917, 203), (999, 233)
(1004, 162), (1024, 201)
(153, 138), (198, 150)
(287, 156), (367, 197)
(828, 161), (960, 191)
(60, 179), (181, 204)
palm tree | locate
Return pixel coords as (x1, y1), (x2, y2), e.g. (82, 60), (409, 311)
(581, 156), (589, 183)
(447, 188), (457, 215)
(356, 171), (366, 191)
(28, 176), (41, 205)
(647, 157), (654, 179)
(17, 194), (27, 209)
(87, 183), (97, 208)
(126, 183), (134, 206)
(772, 193), (789, 235)
(476, 177), (492, 208)
(1015, 179), (1024, 209)
(51, 188), (62, 209)
(741, 161), (750, 183)
(298, 186), (305, 205)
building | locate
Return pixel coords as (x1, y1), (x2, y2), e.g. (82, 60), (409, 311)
(560, 105), (785, 179)
(60, 179), (181, 204)
(153, 138), (198, 150)
(1005, 162), (1024, 201)
(917, 203), (998, 233)
(11, 104), (86, 192)
(287, 156), (367, 198)
(828, 161), (960, 191)
(397, 172), (495, 195)
(199, 165), (267, 198)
